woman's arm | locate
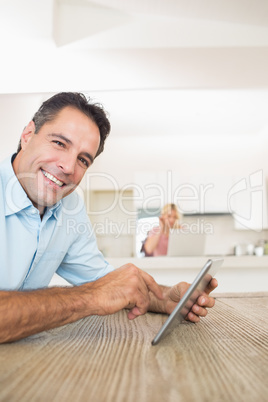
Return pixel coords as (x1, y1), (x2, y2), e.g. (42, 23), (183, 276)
(143, 231), (162, 255)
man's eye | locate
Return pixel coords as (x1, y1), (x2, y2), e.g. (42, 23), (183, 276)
(79, 157), (89, 167)
(53, 140), (65, 147)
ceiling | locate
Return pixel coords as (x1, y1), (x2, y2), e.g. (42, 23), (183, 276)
(0, 0), (268, 94)
(0, 0), (268, 139)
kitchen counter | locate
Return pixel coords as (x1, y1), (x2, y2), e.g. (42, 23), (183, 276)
(49, 256), (268, 293)
(108, 256), (268, 293)
(1, 293), (267, 402)
(108, 255), (268, 269)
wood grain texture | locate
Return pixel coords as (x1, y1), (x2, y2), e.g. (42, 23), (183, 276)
(0, 294), (267, 402)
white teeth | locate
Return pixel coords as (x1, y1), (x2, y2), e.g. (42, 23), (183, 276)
(42, 170), (64, 187)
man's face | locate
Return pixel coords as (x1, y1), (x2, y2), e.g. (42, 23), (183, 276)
(13, 106), (100, 214)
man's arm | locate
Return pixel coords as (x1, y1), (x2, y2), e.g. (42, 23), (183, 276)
(0, 265), (217, 344)
(0, 286), (90, 343)
(0, 264), (163, 343)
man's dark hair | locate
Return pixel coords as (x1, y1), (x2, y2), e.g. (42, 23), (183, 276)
(17, 92), (111, 158)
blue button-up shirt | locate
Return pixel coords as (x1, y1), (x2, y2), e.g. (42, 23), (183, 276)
(0, 155), (114, 290)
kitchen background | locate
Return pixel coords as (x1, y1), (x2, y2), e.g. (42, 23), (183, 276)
(1, 1), (268, 259)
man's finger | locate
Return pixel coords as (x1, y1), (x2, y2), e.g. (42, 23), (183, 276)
(197, 294), (216, 308)
(186, 311), (201, 323)
(204, 278), (218, 294)
(191, 304), (208, 317)
(128, 306), (143, 320)
(140, 270), (164, 300)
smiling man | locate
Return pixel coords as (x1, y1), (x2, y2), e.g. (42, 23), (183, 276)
(13, 101), (101, 213)
(0, 92), (217, 343)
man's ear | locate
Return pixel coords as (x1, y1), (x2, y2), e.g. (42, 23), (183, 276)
(20, 121), (36, 150)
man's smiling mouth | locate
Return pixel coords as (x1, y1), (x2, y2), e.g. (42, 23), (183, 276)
(41, 169), (65, 187)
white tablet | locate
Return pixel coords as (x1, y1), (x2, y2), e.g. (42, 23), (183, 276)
(152, 258), (223, 345)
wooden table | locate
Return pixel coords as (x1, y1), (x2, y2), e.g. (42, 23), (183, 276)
(0, 293), (267, 402)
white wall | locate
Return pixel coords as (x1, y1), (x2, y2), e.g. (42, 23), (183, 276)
(0, 93), (46, 161)
(88, 133), (264, 181)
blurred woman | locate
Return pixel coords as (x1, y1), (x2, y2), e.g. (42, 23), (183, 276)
(143, 203), (181, 256)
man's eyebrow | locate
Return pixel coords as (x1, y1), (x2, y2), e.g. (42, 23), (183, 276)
(48, 133), (94, 163)
(48, 133), (73, 145)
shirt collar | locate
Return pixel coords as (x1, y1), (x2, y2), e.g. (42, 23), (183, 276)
(2, 154), (62, 219)
(45, 201), (62, 220)
(3, 155), (32, 216)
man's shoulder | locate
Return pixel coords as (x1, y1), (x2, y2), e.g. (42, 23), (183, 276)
(0, 156), (8, 173)
(0, 155), (14, 179)
(0, 156), (13, 191)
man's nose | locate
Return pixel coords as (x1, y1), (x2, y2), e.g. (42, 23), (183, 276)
(57, 153), (76, 175)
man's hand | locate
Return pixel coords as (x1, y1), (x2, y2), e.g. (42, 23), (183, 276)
(165, 278), (218, 322)
(86, 264), (164, 320)
(149, 278), (218, 322)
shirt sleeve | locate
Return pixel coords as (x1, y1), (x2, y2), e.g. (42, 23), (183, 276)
(56, 207), (114, 286)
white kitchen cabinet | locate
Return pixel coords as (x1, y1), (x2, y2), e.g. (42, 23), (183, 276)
(228, 171), (268, 231)
(133, 171), (236, 214)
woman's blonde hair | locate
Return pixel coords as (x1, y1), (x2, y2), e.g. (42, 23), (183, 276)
(161, 203), (181, 226)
